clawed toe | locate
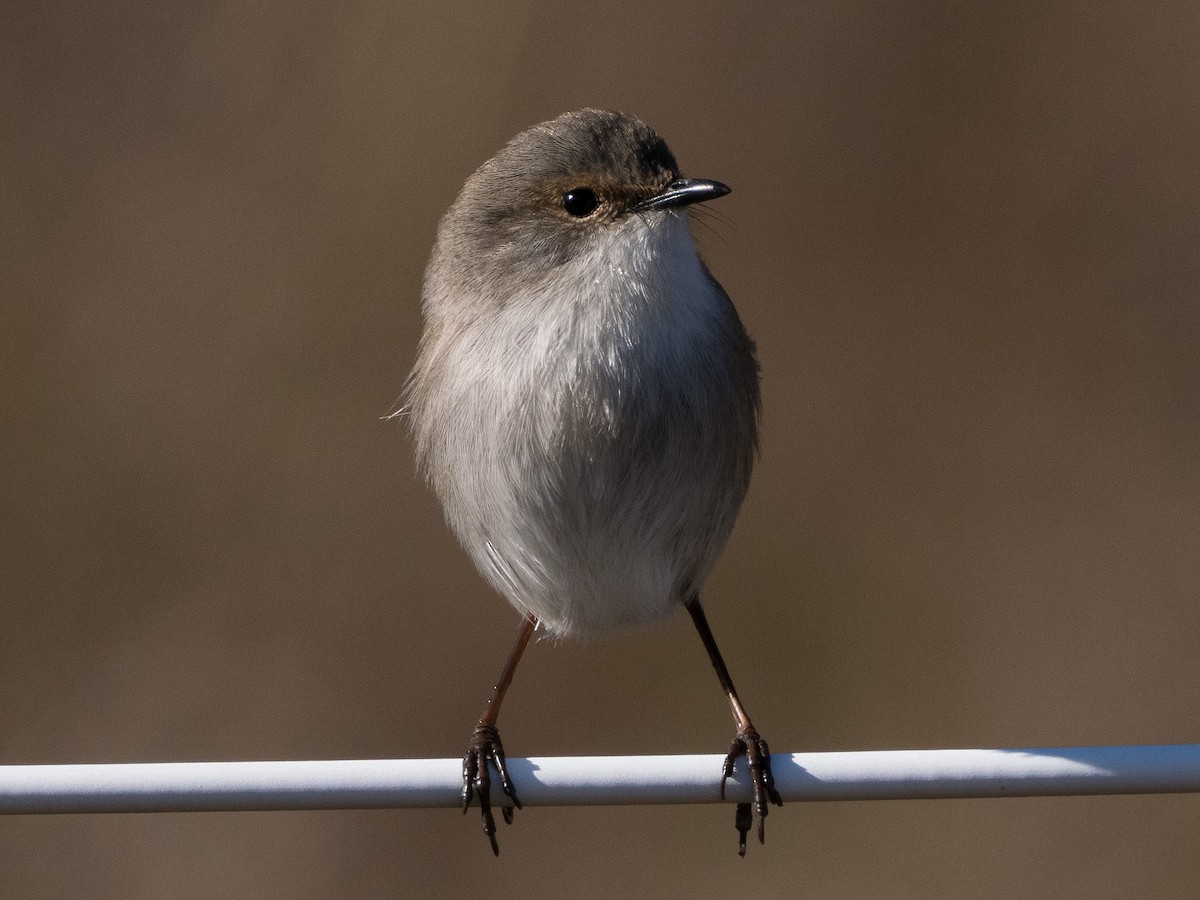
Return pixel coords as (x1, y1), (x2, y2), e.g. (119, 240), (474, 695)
(462, 723), (521, 856)
(721, 728), (783, 856)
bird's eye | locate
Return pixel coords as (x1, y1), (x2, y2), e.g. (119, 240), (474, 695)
(562, 187), (599, 217)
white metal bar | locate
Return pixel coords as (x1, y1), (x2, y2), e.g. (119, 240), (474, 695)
(2, 745), (1199, 815)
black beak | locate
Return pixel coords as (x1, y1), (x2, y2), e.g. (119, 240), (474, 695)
(634, 178), (731, 212)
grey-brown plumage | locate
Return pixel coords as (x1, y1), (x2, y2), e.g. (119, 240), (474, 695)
(405, 109), (780, 855)
(408, 109), (759, 637)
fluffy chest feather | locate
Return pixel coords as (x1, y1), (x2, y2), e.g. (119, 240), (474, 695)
(412, 215), (757, 636)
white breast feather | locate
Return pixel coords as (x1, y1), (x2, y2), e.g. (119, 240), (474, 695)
(413, 213), (754, 638)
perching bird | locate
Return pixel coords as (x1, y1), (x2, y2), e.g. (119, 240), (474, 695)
(405, 108), (780, 856)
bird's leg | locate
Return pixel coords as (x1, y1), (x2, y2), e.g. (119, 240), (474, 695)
(686, 597), (783, 856)
(463, 614), (536, 856)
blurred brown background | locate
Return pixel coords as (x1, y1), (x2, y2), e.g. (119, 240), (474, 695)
(3, 1), (1199, 897)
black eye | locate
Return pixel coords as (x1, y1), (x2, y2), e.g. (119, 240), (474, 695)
(562, 187), (599, 217)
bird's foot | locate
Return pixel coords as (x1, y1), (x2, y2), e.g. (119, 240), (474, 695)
(462, 723), (521, 856)
(720, 727), (783, 856)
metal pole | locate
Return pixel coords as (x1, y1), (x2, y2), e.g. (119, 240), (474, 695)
(2, 745), (1199, 814)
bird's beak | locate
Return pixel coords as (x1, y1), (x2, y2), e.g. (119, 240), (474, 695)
(633, 178), (731, 212)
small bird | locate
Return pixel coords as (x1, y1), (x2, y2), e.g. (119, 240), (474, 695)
(405, 109), (781, 856)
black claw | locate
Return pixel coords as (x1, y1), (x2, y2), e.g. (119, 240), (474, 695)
(735, 802), (752, 857)
(719, 736), (739, 799)
(462, 723), (521, 855)
(461, 753), (476, 812)
(720, 728), (783, 854)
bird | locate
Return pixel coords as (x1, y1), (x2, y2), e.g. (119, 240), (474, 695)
(404, 108), (781, 855)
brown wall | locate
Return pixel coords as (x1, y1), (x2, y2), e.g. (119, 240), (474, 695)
(3, 2), (1199, 896)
